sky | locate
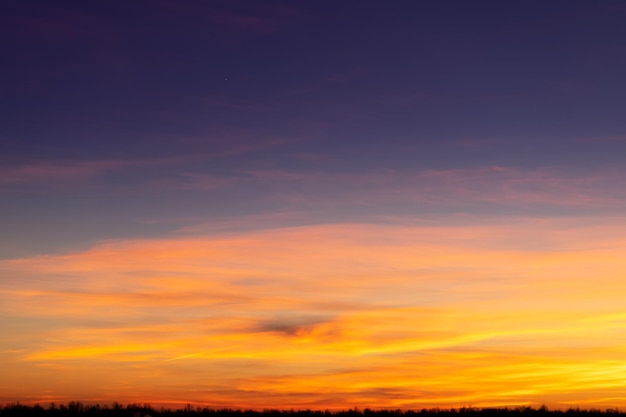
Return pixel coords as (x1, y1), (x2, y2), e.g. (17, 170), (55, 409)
(2, 0), (626, 410)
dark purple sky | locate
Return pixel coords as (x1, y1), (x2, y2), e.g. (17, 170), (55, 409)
(2, 0), (626, 257)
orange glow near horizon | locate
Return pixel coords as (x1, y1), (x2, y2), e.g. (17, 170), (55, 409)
(2, 218), (626, 409)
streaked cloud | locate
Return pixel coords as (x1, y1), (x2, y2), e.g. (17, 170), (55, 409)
(0, 160), (134, 185)
(171, 166), (626, 213)
(2, 218), (626, 408)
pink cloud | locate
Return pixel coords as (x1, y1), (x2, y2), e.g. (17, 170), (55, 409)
(231, 166), (626, 210)
(0, 160), (133, 185)
(0, 155), (196, 187)
(0, 145), (277, 188)
(149, 165), (626, 214)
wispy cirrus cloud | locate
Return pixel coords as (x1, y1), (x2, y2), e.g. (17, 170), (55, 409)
(0, 136), (286, 187)
(167, 165), (626, 213)
(2, 219), (626, 408)
(0, 160), (134, 185)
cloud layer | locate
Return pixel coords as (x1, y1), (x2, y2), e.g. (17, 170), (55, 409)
(2, 219), (626, 408)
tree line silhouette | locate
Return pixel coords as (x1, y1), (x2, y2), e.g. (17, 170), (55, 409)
(0, 403), (623, 417)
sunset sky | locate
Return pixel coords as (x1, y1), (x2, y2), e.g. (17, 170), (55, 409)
(2, 0), (626, 410)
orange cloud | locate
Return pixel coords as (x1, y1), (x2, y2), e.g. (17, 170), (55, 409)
(2, 219), (626, 408)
